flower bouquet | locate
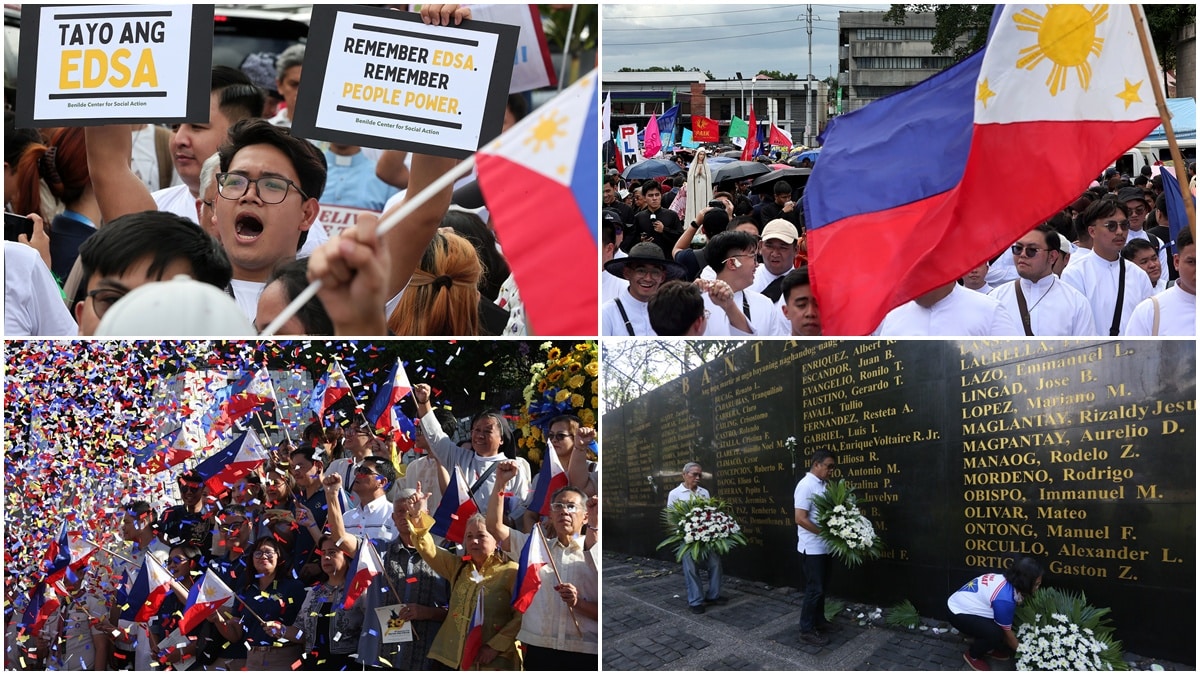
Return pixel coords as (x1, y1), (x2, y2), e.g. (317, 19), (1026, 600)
(516, 342), (598, 466)
(810, 479), (885, 567)
(657, 497), (748, 563)
(1014, 587), (1127, 671)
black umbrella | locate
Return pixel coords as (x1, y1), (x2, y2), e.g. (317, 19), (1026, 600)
(622, 158), (684, 180)
(711, 160), (771, 184)
(750, 167), (813, 192)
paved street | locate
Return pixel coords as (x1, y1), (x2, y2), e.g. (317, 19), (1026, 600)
(602, 552), (1192, 671)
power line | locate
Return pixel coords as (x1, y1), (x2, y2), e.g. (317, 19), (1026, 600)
(603, 4), (808, 19)
(606, 16), (840, 31)
(606, 24), (842, 46)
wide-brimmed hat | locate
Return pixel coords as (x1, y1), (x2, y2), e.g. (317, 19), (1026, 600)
(604, 242), (686, 279)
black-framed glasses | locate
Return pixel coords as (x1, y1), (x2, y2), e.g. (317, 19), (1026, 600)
(252, 550), (277, 559)
(1127, 205), (1148, 216)
(549, 432), (573, 441)
(216, 172), (308, 204)
(1010, 244), (1046, 258)
(179, 483), (204, 493)
(87, 288), (126, 319)
(1096, 219), (1130, 233)
(353, 466), (381, 477)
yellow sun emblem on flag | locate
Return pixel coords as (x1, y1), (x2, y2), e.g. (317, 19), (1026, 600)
(1013, 4), (1108, 96)
(524, 110), (568, 154)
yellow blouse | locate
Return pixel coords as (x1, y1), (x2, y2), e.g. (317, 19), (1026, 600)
(411, 514), (523, 670)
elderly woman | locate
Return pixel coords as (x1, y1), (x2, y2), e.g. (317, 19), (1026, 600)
(262, 534), (364, 670)
(408, 493), (522, 670)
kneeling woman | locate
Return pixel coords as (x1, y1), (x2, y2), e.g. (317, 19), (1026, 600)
(947, 556), (1043, 671)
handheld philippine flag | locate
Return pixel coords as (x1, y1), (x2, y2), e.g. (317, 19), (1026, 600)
(528, 440), (568, 517)
(511, 528), (551, 612)
(120, 555), (174, 622)
(41, 522), (73, 584)
(643, 112), (662, 159)
(139, 423), (201, 474)
(342, 538), (385, 610)
(310, 360), (353, 421)
(430, 466), (479, 544)
(1159, 166), (1193, 253)
(768, 124), (793, 148)
(19, 581), (61, 636)
(365, 359), (412, 434)
(475, 71), (598, 335)
(803, 4), (1163, 335)
(193, 430), (268, 497)
(460, 590), (487, 667)
(203, 369), (274, 439)
(178, 571), (235, 634)
(692, 115), (719, 143)
(740, 106), (759, 161)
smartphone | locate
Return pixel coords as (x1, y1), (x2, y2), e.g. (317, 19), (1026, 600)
(4, 212), (34, 242)
(708, 200), (724, 208)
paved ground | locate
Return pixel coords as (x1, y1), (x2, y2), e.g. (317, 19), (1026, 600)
(602, 553), (1192, 671)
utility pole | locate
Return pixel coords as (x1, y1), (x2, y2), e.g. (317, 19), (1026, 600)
(806, 5), (815, 147)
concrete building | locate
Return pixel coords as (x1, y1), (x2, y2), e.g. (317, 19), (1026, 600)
(603, 70), (828, 147)
(837, 11), (968, 113)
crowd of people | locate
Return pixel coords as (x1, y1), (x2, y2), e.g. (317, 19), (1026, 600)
(8, 387), (600, 671)
(602, 154), (1195, 337)
(4, 5), (540, 337)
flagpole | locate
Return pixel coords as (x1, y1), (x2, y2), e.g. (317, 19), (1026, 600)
(534, 525), (583, 638)
(1130, 4), (1196, 238)
(265, 375), (293, 445)
(83, 538), (135, 564)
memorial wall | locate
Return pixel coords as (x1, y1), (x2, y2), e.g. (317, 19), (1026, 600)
(602, 340), (1195, 661)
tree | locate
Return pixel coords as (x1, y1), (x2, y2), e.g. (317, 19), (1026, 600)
(601, 341), (746, 411)
(885, 3), (1196, 84)
(541, 4), (597, 52)
(756, 70), (799, 80)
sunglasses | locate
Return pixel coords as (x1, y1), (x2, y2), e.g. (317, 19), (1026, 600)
(1094, 219), (1130, 233)
(1011, 244), (1047, 258)
(179, 483), (204, 493)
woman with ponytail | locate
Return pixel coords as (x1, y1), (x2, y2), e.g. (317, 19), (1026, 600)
(12, 126), (99, 281)
(387, 230), (483, 335)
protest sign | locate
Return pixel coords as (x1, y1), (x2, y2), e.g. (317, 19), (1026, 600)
(318, 204), (381, 238)
(15, 5), (212, 127)
(293, 5), (518, 160)
(618, 123), (640, 168)
(463, 4), (555, 94)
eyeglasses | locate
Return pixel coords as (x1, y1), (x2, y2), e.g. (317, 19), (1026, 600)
(87, 288), (126, 319)
(1010, 244), (1046, 258)
(1095, 219), (1131, 233)
(724, 253), (757, 266)
(354, 467), (381, 478)
(1127, 205), (1148, 216)
(169, 556), (193, 565)
(628, 266), (666, 280)
(252, 550), (278, 559)
(216, 172), (308, 204)
(220, 521), (246, 532)
(685, 472), (702, 478)
(179, 483), (204, 493)
(550, 502), (581, 513)
(549, 432), (573, 441)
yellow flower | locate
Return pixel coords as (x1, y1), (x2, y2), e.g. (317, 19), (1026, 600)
(568, 362), (582, 374)
(575, 343), (590, 353)
(548, 370), (563, 383)
(591, 380), (598, 394)
(555, 389), (571, 403)
(538, 380), (548, 392)
(570, 394), (584, 408)
(567, 374), (584, 390)
(585, 361), (599, 377)
(528, 448), (542, 464)
(547, 347), (562, 360)
(580, 409), (595, 426)
(591, 396), (598, 408)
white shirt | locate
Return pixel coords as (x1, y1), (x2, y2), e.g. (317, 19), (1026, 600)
(749, 264), (791, 295)
(875, 283), (1021, 336)
(667, 483), (709, 508)
(601, 269), (626, 304)
(1125, 284), (1196, 336)
(151, 185), (330, 258)
(418, 410), (531, 517)
(401, 455), (445, 515)
(230, 278), (266, 323)
(1151, 275), (1170, 295)
(130, 125), (181, 192)
(965, 282), (993, 294)
(793, 472), (828, 555)
(1127, 228), (1169, 271)
(602, 286), (656, 336)
(4, 243), (78, 336)
(509, 529), (597, 655)
(1061, 252), (1153, 336)
(988, 275), (1097, 336)
(702, 288), (789, 337)
(984, 249), (1019, 286)
(343, 494), (399, 544)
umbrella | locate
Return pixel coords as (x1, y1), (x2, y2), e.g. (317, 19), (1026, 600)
(788, 149), (822, 166)
(711, 160), (771, 184)
(750, 167), (813, 192)
(769, 163), (790, 170)
(718, 150), (743, 158)
(622, 158), (684, 180)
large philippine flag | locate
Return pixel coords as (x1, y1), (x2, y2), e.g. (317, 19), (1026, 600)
(365, 359), (412, 433)
(511, 529), (551, 612)
(430, 466), (479, 544)
(178, 571), (235, 634)
(804, 4), (1163, 335)
(310, 360), (352, 420)
(342, 538), (385, 610)
(460, 590), (487, 668)
(527, 440), (568, 518)
(120, 555), (174, 622)
(476, 71), (598, 335)
(194, 430), (268, 496)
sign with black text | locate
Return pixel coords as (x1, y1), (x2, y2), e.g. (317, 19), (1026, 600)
(293, 5), (518, 159)
(16, 4), (213, 127)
